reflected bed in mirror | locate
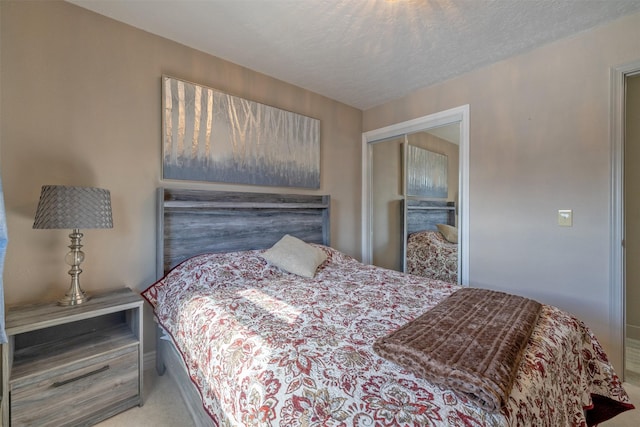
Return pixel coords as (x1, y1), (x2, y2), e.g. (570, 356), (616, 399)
(403, 199), (458, 282)
(362, 104), (469, 285)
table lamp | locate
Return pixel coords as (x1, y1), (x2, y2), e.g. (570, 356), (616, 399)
(33, 185), (113, 305)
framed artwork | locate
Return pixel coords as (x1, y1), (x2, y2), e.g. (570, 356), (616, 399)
(406, 144), (448, 198)
(162, 76), (320, 188)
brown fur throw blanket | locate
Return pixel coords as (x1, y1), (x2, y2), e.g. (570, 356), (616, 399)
(373, 287), (542, 412)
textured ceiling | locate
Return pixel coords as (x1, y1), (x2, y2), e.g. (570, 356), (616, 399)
(68, 0), (640, 110)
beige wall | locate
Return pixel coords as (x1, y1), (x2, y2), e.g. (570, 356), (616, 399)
(371, 137), (403, 270)
(0, 1), (362, 350)
(364, 11), (640, 369)
(626, 74), (640, 340)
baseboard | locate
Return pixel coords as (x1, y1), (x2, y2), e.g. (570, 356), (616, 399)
(144, 350), (156, 371)
(626, 324), (640, 341)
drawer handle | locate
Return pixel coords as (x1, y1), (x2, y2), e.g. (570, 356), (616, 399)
(52, 365), (110, 388)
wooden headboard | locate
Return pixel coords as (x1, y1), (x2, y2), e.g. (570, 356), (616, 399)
(404, 199), (456, 235)
(157, 188), (330, 276)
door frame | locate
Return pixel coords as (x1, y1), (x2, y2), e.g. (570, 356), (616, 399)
(361, 104), (470, 285)
(611, 60), (640, 375)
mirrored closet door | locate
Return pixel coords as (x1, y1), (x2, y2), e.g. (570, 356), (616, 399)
(362, 105), (469, 285)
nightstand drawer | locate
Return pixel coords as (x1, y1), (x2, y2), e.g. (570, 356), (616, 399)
(10, 346), (138, 427)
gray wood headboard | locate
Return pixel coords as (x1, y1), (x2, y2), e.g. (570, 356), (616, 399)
(156, 188), (330, 276)
(404, 199), (456, 235)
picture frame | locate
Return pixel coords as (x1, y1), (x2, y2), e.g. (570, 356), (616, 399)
(162, 76), (320, 188)
(406, 144), (448, 198)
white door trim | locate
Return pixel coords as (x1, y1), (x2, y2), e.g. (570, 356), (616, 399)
(610, 60), (640, 374)
(361, 105), (470, 285)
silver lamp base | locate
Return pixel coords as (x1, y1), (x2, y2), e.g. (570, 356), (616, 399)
(58, 229), (90, 306)
(58, 288), (90, 306)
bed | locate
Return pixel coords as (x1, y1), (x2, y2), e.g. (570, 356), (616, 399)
(404, 199), (458, 282)
(143, 188), (633, 426)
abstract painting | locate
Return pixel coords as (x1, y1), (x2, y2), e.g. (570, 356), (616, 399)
(162, 76), (320, 188)
(406, 145), (448, 198)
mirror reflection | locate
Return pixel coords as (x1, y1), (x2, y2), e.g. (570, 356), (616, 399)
(371, 123), (460, 283)
(404, 125), (459, 282)
(371, 135), (405, 270)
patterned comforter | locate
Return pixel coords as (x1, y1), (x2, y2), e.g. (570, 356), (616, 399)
(142, 246), (633, 426)
(406, 230), (458, 283)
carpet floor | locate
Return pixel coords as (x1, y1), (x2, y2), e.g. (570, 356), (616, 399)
(602, 382), (640, 426)
(95, 368), (195, 427)
(625, 337), (640, 386)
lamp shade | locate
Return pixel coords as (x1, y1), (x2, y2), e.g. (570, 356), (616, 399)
(33, 185), (113, 230)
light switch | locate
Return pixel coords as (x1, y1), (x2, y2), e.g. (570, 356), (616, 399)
(558, 209), (572, 227)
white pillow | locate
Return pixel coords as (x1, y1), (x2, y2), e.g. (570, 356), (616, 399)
(262, 234), (327, 278)
(436, 224), (458, 243)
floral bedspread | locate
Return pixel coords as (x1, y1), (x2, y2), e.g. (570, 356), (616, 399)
(406, 230), (458, 283)
(142, 246), (633, 426)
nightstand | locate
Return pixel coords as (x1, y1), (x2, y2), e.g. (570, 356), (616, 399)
(1, 287), (143, 426)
